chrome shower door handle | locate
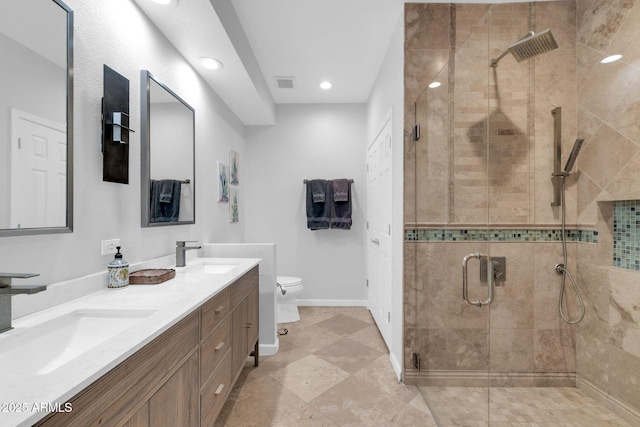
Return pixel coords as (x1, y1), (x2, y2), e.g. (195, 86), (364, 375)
(462, 253), (495, 308)
(462, 253), (480, 306)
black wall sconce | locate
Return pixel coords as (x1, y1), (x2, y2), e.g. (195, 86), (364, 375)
(102, 65), (135, 184)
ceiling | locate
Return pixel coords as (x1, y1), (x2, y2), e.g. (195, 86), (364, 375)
(132, 0), (404, 126)
(230, 0), (404, 105)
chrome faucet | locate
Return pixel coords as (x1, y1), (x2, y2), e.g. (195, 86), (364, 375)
(176, 241), (201, 267)
(0, 273), (46, 333)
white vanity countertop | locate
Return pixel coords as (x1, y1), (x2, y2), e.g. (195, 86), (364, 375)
(0, 257), (260, 427)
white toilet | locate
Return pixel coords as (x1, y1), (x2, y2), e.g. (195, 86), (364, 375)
(276, 276), (303, 323)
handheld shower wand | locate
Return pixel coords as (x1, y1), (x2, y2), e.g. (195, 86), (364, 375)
(554, 137), (586, 324)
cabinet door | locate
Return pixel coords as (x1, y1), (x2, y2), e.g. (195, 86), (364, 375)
(231, 297), (248, 375)
(149, 351), (199, 427)
(123, 402), (149, 427)
(247, 285), (259, 349)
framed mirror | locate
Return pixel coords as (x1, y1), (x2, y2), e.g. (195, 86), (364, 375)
(0, 0), (73, 236)
(141, 70), (195, 227)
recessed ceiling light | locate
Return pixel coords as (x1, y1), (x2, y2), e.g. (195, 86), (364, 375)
(200, 57), (223, 70)
(601, 54), (622, 64)
(320, 81), (332, 90)
(428, 81), (441, 89)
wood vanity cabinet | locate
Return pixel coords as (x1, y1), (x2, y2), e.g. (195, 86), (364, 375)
(36, 266), (259, 427)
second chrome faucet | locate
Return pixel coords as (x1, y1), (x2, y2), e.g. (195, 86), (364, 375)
(176, 241), (201, 267)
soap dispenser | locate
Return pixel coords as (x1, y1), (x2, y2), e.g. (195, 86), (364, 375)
(108, 246), (129, 289)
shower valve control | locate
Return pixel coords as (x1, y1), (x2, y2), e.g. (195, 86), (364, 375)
(481, 256), (506, 285)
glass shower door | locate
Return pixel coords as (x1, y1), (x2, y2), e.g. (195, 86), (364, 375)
(409, 2), (499, 424)
(411, 35), (493, 425)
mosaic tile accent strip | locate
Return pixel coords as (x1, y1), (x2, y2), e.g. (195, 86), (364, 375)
(614, 200), (640, 271)
(405, 228), (598, 243)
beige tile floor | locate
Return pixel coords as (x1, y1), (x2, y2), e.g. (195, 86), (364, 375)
(215, 306), (436, 426)
(215, 306), (631, 426)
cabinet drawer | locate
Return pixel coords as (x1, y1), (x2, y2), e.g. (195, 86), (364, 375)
(201, 287), (230, 341)
(200, 351), (232, 427)
(200, 316), (231, 390)
(230, 266), (258, 309)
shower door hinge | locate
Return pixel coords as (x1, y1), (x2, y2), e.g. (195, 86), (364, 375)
(413, 124), (420, 141)
(366, 221), (369, 229)
(413, 352), (421, 371)
(17, 138), (21, 149)
(388, 312), (391, 323)
(366, 279), (369, 288)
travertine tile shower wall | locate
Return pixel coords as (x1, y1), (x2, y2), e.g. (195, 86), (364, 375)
(404, 1), (580, 387)
(574, 0), (640, 419)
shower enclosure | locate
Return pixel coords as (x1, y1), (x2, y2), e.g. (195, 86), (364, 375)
(403, 1), (629, 424)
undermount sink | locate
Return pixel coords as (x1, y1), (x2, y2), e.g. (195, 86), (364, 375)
(203, 264), (239, 274)
(0, 309), (156, 376)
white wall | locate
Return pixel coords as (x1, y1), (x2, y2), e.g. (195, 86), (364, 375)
(0, 0), (245, 297)
(366, 12), (405, 379)
(244, 104), (367, 305)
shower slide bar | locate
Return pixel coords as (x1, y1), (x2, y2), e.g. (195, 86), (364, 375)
(462, 253), (495, 308)
(551, 107), (562, 206)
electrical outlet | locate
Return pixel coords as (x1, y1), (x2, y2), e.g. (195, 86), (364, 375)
(101, 239), (121, 255)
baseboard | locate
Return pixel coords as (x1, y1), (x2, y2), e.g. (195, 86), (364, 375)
(295, 299), (368, 307)
(577, 377), (640, 426)
(259, 338), (279, 356)
(389, 352), (402, 381)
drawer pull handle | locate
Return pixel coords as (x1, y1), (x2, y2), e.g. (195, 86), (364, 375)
(215, 341), (225, 351)
(215, 305), (225, 314)
(215, 383), (225, 395)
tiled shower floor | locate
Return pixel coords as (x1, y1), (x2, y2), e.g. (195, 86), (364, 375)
(419, 385), (631, 426)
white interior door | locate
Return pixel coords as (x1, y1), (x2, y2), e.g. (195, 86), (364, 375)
(367, 112), (392, 348)
(10, 108), (67, 229)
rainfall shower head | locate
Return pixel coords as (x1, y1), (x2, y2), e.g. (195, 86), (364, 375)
(563, 138), (584, 174)
(490, 29), (559, 68)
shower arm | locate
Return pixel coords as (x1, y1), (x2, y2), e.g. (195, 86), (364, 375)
(490, 50), (510, 68)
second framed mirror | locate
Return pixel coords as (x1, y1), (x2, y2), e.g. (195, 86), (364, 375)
(141, 70), (195, 227)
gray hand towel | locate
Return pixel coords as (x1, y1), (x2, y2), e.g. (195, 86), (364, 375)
(310, 179), (326, 203)
(333, 179), (349, 202)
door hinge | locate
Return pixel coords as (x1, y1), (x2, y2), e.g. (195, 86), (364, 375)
(413, 352), (421, 371)
(387, 312), (391, 323)
(388, 224), (391, 235)
(18, 138), (21, 149)
(366, 279), (369, 288)
(366, 221), (369, 229)
(413, 124), (420, 141)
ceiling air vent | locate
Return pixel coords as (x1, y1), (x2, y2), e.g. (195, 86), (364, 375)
(274, 76), (295, 89)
